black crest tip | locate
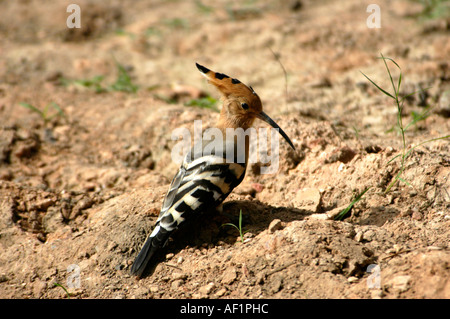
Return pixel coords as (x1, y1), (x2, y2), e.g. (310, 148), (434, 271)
(196, 63), (210, 74)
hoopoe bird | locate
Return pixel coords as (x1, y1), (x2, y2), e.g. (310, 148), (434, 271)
(130, 63), (295, 277)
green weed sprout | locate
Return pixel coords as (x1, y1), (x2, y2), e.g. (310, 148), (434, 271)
(61, 62), (138, 94)
(19, 102), (66, 126)
(108, 62), (139, 93)
(69, 75), (106, 93)
(185, 96), (219, 112)
(334, 187), (371, 221)
(54, 282), (71, 299)
(221, 209), (248, 243)
(361, 53), (449, 193)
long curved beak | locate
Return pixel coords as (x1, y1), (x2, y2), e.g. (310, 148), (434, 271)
(257, 111), (295, 150)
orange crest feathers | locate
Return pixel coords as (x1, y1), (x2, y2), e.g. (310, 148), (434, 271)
(196, 63), (257, 99)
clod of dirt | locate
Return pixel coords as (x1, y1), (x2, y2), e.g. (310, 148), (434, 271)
(0, 129), (15, 163)
(294, 188), (322, 213)
(325, 145), (356, 164)
(268, 219), (283, 233)
(13, 131), (40, 159)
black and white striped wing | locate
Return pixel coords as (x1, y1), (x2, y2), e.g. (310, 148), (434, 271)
(157, 154), (246, 232)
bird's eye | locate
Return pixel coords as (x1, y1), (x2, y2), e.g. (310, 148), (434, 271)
(241, 102), (249, 110)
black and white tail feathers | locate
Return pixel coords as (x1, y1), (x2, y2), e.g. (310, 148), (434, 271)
(129, 222), (171, 277)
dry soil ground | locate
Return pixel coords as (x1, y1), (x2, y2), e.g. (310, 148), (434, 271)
(0, 0), (449, 299)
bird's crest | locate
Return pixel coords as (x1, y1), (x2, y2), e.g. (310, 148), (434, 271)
(196, 63), (257, 98)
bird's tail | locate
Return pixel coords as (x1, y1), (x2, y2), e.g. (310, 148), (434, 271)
(130, 223), (170, 278)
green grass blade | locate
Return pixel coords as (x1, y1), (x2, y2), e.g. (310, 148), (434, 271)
(54, 283), (71, 299)
(360, 71), (395, 99)
(221, 223), (240, 231)
(385, 170), (402, 193)
(108, 62), (139, 93)
(380, 53), (399, 98)
(48, 102), (66, 120)
(404, 107), (431, 130)
(398, 177), (411, 187)
(387, 153), (402, 165)
(405, 135), (450, 157)
(378, 55), (401, 70)
(220, 209), (246, 243)
(19, 102), (44, 117)
(334, 187), (371, 221)
(397, 72), (402, 95)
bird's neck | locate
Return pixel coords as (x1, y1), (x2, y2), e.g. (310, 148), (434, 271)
(217, 111), (255, 132)
(216, 113), (254, 166)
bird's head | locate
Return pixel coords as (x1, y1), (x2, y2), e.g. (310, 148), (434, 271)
(196, 63), (295, 150)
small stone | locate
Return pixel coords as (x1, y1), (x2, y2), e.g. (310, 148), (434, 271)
(363, 230), (376, 242)
(269, 274), (283, 293)
(427, 246), (443, 251)
(347, 276), (359, 283)
(251, 183), (264, 193)
(134, 286), (150, 297)
(384, 146), (394, 156)
(307, 213), (329, 220)
(171, 279), (184, 289)
(70, 197), (94, 219)
(114, 264), (124, 270)
(221, 267), (237, 285)
(166, 253), (174, 260)
(371, 289), (384, 299)
(0, 169), (13, 181)
(268, 219), (283, 233)
(172, 272), (187, 281)
(355, 231), (364, 242)
(409, 189), (418, 197)
(295, 188), (321, 213)
(411, 211), (422, 220)
(199, 282), (215, 295)
(390, 275), (411, 293)
(34, 280), (47, 298)
(32, 198), (56, 211)
(0, 274), (9, 283)
(215, 287), (227, 297)
(149, 286), (159, 293)
(107, 242), (118, 251)
(316, 205), (345, 220)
